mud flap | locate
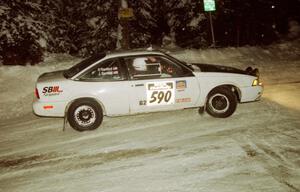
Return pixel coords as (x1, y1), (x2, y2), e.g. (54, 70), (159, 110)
(63, 111), (68, 132)
(198, 106), (205, 115)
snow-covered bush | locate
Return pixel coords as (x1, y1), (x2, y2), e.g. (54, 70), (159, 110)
(0, 1), (46, 65)
(0, 0), (298, 65)
(168, 0), (208, 48)
(41, 0), (76, 54)
(127, 0), (156, 48)
(70, 0), (119, 57)
(128, 0), (208, 48)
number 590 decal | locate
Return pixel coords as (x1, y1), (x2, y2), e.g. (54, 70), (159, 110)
(146, 81), (175, 106)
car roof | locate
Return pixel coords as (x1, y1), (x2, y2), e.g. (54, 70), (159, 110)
(105, 49), (165, 59)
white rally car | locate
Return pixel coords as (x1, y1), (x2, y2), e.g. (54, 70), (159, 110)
(33, 50), (263, 131)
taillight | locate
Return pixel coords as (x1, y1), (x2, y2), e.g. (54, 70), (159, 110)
(35, 88), (40, 99)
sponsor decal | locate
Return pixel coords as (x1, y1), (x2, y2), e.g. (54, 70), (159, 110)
(176, 98), (192, 103)
(176, 80), (187, 90)
(42, 86), (63, 96)
(146, 81), (175, 106)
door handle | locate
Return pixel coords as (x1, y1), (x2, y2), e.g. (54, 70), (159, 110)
(135, 84), (144, 87)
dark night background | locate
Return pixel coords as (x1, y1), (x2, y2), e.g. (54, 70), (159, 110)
(0, 0), (299, 65)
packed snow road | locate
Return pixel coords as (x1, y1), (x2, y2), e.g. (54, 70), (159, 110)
(0, 43), (300, 192)
(0, 83), (299, 192)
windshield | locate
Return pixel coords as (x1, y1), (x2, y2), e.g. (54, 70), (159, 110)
(164, 53), (194, 71)
(63, 53), (106, 78)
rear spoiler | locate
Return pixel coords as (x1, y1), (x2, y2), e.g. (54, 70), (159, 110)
(245, 67), (259, 77)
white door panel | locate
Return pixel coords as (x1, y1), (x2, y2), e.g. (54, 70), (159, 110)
(174, 77), (200, 108)
(95, 82), (131, 115)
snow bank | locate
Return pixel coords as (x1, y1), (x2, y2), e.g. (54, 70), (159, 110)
(0, 54), (79, 120)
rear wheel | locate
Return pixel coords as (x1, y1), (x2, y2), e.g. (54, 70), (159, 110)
(68, 99), (103, 131)
(206, 87), (237, 118)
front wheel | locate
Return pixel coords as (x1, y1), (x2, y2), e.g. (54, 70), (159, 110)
(68, 99), (103, 131)
(206, 87), (237, 118)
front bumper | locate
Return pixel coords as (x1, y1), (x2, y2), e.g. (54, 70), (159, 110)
(240, 85), (263, 102)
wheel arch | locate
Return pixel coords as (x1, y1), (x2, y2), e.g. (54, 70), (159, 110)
(65, 97), (107, 116)
(206, 84), (241, 103)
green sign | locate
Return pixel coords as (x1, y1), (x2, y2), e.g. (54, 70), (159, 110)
(204, 0), (216, 12)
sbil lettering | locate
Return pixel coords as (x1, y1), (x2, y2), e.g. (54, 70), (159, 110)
(43, 86), (63, 96)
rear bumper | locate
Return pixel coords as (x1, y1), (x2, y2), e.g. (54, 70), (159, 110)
(33, 100), (66, 117)
(240, 85), (263, 102)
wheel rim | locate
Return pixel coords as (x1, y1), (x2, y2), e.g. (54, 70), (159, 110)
(74, 105), (96, 127)
(208, 93), (229, 113)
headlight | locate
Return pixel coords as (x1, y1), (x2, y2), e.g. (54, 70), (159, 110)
(252, 79), (262, 86)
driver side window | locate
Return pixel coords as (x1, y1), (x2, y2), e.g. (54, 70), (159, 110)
(125, 56), (189, 80)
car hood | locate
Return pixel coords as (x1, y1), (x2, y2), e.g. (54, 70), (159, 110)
(191, 63), (251, 76)
(38, 70), (66, 83)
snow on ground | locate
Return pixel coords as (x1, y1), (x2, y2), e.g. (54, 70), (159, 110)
(0, 41), (300, 192)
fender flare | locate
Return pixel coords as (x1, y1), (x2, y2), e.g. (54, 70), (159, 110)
(65, 97), (107, 116)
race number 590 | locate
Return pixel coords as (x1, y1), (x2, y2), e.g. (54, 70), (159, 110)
(149, 90), (172, 104)
(146, 81), (175, 106)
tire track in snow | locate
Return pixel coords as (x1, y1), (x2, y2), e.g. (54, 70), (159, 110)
(233, 122), (300, 192)
(0, 147), (165, 182)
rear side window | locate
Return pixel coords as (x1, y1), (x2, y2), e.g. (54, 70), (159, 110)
(79, 59), (125, 81)
(64, 53), (105, 78)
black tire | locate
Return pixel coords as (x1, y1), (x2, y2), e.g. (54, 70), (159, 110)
(67, 99), (103, 131)
(206, 87), (237, 118)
